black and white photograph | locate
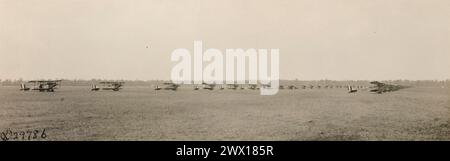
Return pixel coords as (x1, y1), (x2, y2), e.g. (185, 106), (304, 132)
(1, 0), (449, 159)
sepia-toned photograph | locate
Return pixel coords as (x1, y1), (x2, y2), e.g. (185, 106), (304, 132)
(1, 0), (449, 144)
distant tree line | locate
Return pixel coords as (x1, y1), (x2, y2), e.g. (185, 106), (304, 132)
(1, 78), (449, 87)
(282, 79), (450, 87)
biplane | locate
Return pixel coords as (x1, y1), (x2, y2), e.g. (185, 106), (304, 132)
(92, 81), (124, 91)
(287, 85), (298, 90)
(24, 80), (62, 92)
(369, 81), (405, 94)
(247, 84), (258, 90)
(202, 83), (216, 90)
(227, 84), (239, 90)
(154, 82), (179, 91)
(260, 84), (271, 89)
(193, 85), (200, 90)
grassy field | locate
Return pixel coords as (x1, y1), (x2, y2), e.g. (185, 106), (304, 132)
(0, 85), (449, 141)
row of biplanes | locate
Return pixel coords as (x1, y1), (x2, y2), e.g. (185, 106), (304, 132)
(19, 80), (405, 94)
(152, 81), (405, 94)
(154, 83), (367, 91)
(20, 80), (124, 92)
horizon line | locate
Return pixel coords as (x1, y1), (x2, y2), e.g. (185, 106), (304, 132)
(0, 78), (449, 82)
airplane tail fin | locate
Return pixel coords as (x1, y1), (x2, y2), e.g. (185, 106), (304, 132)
(348, 85), (358, 93)
(91, 84), (99, 91)
(20, 83), (30, 91)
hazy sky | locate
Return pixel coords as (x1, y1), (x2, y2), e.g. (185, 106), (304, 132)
(1, 0), (449, 80)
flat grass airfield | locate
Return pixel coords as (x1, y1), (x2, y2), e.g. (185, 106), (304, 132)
(1, 84), (449, 141)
